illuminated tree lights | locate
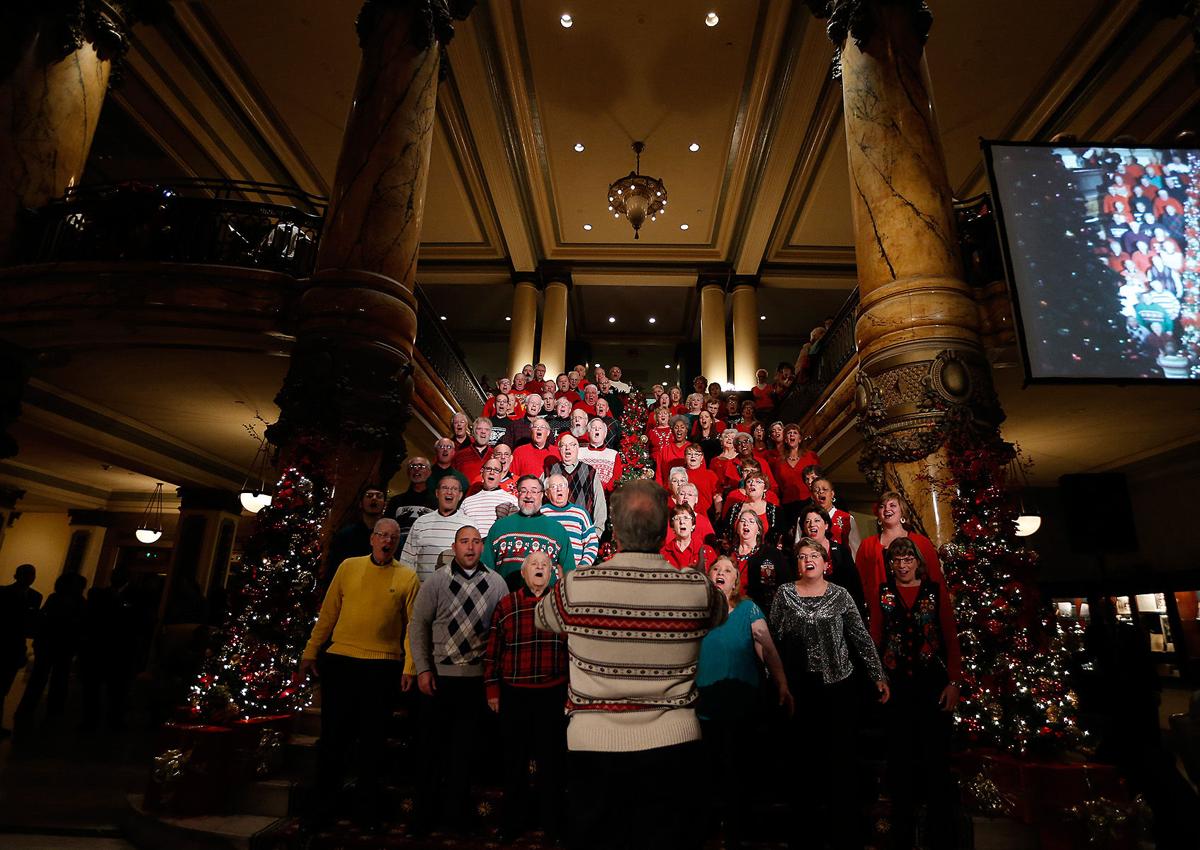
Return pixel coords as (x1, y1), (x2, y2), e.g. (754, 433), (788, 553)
(939, 431), (1083, 757)
(189, 460), (331, 721)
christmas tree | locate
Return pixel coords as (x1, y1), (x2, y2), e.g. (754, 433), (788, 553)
(189, 451), (330, 721)
(1009, 151), (1133, 377)
(617, 388), (654, 482)
(938, 429), (1081, 757)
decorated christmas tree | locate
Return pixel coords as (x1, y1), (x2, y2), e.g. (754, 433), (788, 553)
(938, 429), (1081, 757)
(189, 449), (331, 721)
(617, 387), (654, 481)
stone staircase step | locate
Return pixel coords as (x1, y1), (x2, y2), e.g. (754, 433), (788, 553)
(232, 778), (297, 819)
(124, 794), (286, 850)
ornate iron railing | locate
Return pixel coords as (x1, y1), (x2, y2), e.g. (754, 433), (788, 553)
(774, 288), (860, 423)
(413, 287), (487, 417)
(20, 180), (326, 277)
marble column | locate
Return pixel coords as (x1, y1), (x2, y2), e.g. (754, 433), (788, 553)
(698, 279), (729, 387)
(730, 276), (761, 389)
(826, 0), (1001, 546)
(0, 5), (130, 263)
(268, 2), (473, 542)
(507, 276), (538, 380)
(539, 274), (570, 379)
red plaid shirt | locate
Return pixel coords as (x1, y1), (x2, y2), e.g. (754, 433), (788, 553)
(484, 586), (568, 701)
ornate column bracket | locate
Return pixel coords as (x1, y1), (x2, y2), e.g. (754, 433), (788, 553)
(804, 0), (932, 78)
(855, 348), (1002, 535)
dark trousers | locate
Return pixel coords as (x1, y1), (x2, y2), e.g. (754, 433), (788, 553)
(786, 674), (861, 850)
(315, 653), (401, 822)
(569, 739), (705, 850)
(499, 683), (567, 836)
(14, 650), (73, 727)
(885, 681), (957, 850)
(416, 674), (491, 827)
(699, 681), (760, 844)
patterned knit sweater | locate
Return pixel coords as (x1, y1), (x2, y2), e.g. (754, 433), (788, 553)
(535, 551), (728, 753)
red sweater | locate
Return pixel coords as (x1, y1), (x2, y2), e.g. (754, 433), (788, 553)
(452, 444), (491, 484)
(855, 533), (943, 601)
(771, 450), (821, 505)
(659, 536), (718, 572)
(655, 441), (689, 486)
(511, 443), (560, 479)
(686, 467), (720, 516)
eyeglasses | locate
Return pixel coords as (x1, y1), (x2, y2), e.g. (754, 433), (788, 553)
(482, 466), (502, 474)
(371, 531), (399, 540)
(408, 463), (429, 469)
(891, 556), (918, 565)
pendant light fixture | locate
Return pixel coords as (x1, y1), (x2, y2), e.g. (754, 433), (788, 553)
(1006, 455), (1041, 537)
(607, 141), (667, 239)
(135, 483), (165, 544)
(239, 438), (273, 514)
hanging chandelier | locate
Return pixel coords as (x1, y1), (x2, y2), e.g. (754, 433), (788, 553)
(135, 482), (165, 544)
(607, 141), (667, 239)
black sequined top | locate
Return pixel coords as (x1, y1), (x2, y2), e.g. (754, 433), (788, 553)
(769, 581), (885, 685)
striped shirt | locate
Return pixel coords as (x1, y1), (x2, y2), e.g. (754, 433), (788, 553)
(399, 508), (470, 582)
(534, 551), (727, 753)
(540, 502), (600, 569)
(460, 488), (518, 538)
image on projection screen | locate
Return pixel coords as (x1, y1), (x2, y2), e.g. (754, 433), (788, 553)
(987, 144), (1198, 381)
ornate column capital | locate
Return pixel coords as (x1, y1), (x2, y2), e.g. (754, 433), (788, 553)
(696, 267), (732, 293)
(804, 0), (932, 77)
(356, 0), (476, 79)
(726, 274), (759, 293)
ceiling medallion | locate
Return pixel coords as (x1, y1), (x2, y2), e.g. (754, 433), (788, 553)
(607, 141), (667, 240)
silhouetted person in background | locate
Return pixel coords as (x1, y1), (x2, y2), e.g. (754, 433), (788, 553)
(0, 564), (42, 738)
(14, 572), (87, 732)
(1083, 597), (1197, 849)
(79, 566), (142, 732)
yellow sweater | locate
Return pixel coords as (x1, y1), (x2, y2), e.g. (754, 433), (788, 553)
(302, 555), (420, 673)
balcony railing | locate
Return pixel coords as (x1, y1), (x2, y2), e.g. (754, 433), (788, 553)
(13, 179), (488, 416)
(774, 288), (859, 424)
(414, 287), (487, 416)
(20, 179), (326, 278)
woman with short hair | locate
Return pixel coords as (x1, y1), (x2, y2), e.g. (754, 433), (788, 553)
(870, 537), (962, 850)
(855, 491), (943, 599)
(771, 537), (889, 850)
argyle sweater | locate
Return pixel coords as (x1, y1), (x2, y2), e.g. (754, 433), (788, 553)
(410, 561), (508, 678)
(534, 551), (728, 753)
(540, 502), (600, 569)
(481, 511), (577, 579)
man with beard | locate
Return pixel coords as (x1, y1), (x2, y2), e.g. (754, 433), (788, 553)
(400, 477), (469, 583)
(300, 518), (419, 830)
(569, 408), (590, 440)
(545, 433), (607, 532)
(482, 476), (575, 590)
(409, 525), (508, 835)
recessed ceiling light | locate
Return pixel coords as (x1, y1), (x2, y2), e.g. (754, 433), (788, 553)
(440, 315), (447, 320)
(594, 363), (600, 367)
(505, 316), (511, 321)
(705, 12), (719, 27)
(560, 13), (573, 28)
(648, 317), (656, 324)
(608, 316), (616, 323)
(679, 223), (689, 230)
(664, 364), (671, 369)
(688, 142), (700, 152)
(574, 142), (585, 152)
(583, 223), (592, 231)
(760, 315), (766, 320)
